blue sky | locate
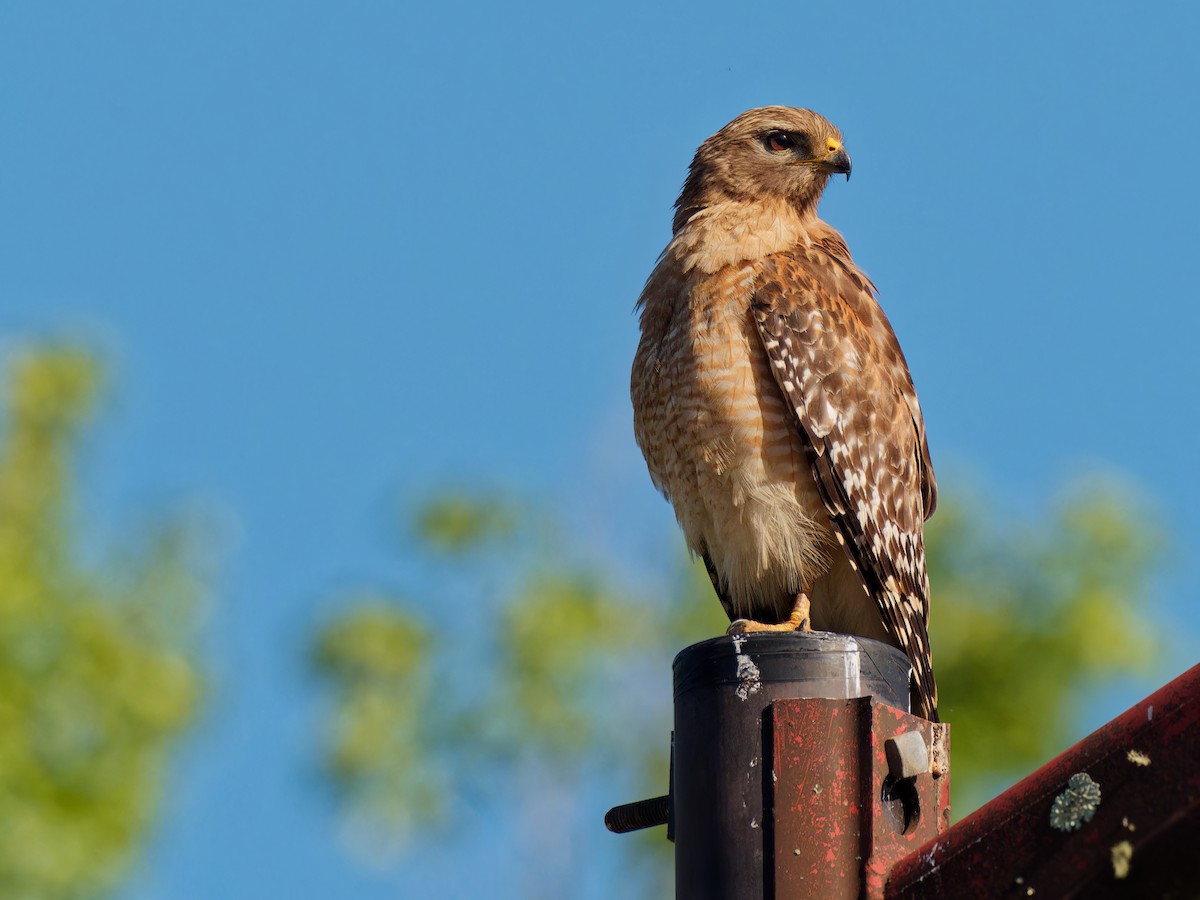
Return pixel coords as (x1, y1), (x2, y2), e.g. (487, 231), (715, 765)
(1, 3), (1197, 898)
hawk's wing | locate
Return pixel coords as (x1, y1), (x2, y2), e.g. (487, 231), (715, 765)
(752, 241), (939, 720)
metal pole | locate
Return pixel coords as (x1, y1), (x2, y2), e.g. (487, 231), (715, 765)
(671, 632), (911, 900)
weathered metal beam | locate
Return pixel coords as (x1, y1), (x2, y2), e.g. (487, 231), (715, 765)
(886, 662), (1200, 899)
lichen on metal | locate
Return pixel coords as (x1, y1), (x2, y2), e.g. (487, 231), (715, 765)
(1110, 840), (1133, 879)
(1048, 772), (1102, 832)
(1126, 748), (1150, 766)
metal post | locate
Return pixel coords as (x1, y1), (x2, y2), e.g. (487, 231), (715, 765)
(605, 631), (950, 898)
(671, 632), (914, 899)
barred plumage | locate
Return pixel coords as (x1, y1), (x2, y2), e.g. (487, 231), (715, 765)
(631, 107), (939, 720)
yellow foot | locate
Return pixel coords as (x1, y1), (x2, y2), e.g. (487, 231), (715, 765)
(727, 592), (812, 634)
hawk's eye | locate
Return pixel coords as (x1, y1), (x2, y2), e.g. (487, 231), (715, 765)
(765, 132), (794, 153)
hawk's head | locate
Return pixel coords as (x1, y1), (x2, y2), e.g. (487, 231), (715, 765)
(673, 107), (851, 234)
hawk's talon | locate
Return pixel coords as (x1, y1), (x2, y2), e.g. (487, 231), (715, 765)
(727, 592), (812, 634)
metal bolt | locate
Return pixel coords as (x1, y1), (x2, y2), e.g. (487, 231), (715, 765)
(604, 795), (670, 834)
(885, 730), (930, 781)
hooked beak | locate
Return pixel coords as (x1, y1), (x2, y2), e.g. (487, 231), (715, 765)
(818, 146), (852, 181)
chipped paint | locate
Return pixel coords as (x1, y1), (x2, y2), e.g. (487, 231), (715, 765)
(1049, 773), (1101, 832)
(1111, 840), (1132, 879)
(930, 722), (949, 777)
(1126, 749), (1150, 766)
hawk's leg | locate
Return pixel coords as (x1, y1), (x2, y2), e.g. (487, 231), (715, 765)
(701, 550), (738, 622)
(727, 591), (812, 635)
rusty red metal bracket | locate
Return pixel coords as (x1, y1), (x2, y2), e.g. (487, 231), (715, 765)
(769, 698), (951, 899)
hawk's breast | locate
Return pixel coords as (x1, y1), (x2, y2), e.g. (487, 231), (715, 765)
(632, 254), (837, 620)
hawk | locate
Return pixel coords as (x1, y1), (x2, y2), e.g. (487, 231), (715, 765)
(631, 107), (940, 720)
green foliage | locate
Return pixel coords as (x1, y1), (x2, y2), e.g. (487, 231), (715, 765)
(412, 493), (519, 555)
(500, 571), (635, 753)
(312, 477), (1167, 892)
(0, 346), (209, 900)
(311, 497), (699, 891)
(313, 601), (441, 839)
(928, 479), (1162, 811)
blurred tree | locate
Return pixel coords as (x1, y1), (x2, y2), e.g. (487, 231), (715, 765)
(927, 479), (1163, 811)
(311, 479), (1166, 895)
(0, 346), (210, 900)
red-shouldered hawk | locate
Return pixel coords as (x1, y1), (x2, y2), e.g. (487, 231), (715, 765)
(631, 107), (939, 720)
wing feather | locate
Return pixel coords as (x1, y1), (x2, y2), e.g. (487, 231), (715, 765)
(752, 247), (940, 720)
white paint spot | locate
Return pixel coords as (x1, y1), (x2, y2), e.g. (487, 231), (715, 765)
(735, 653), (763, 701)
(1127, 749), (1151, 767)
(846, 647), (861, 699)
